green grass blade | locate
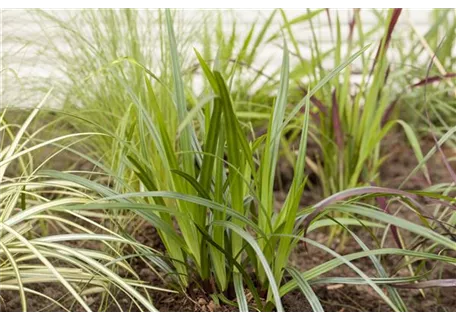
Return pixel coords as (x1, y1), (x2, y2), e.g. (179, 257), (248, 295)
(213, 221), (283, 312)
(171, 169), (211, 199)
(233, 273), (249, 312)
(165, 9), (195, 178)
(0, 242), (27, 311)
(259, 39), (289, 227)
(400, 126), (456, 189)
(286, 267), (324, 312)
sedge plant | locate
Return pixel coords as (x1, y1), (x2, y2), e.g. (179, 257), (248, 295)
(283, 9), (430, 197)
(0, 94), (175, 311)
(37, 10), (368, 308)
(275, 9), (437, 244)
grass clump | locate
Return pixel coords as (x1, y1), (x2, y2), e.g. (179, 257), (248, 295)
(0, 95), (174, 311)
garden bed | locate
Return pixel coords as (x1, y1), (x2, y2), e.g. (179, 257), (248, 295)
(1, 133), (455, 312)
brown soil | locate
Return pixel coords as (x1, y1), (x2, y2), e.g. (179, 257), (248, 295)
(1, 132), (455, 312)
